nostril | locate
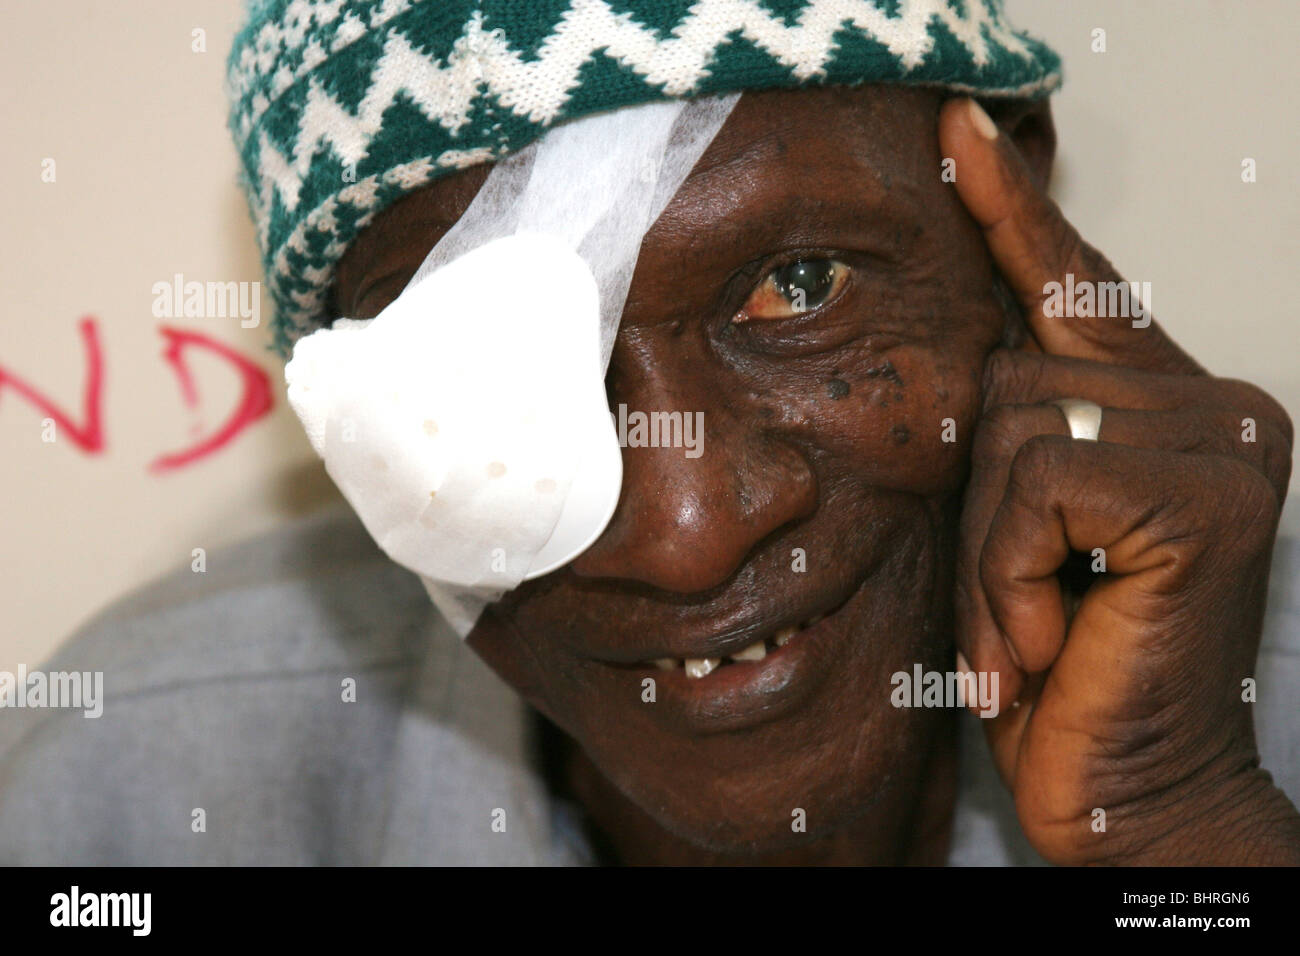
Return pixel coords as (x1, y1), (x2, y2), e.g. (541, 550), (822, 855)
(569, 443), (818, 594)
(571, 531), (745, 594)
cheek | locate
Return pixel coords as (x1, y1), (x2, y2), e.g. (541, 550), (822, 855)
(758, 343), (984, 496)
(467, 606), (603, 727)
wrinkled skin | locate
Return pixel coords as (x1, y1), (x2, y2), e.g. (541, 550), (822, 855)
(332, 86), (1300, 865)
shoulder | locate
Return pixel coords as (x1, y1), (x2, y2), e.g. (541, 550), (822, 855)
(66, 503), (434, 680)
(0, 506), (435, 863)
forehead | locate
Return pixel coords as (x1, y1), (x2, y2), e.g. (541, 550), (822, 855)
(687, 83), (940, 198)
(647, 84), (941, 254)
(333, 84), (943, 310)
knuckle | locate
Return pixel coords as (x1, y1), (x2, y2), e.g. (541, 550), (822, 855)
(977, 521), (1016, 596)
(1224, 378), (1294, 448)
(1079, 242), (1121, 285)
(1253, 421), (1294, 496)
(1233, 461), (1281, 530)
(1183, 427), (1230, 458)
(1208, 457), (1280, 550)
(1208, 378), (1293, 499)
(981, 347), (1017, 402)
(1007, 432), (1068, 498)
(974, 402), (1031, 463)
(1048, 216), (1086, 274)
(1262, 431), (1294, 498)
(981, 348), (1044, 409)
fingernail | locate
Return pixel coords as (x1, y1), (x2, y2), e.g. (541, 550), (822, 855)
(955, 650), (972, 674)
(968, 98), (999, 141)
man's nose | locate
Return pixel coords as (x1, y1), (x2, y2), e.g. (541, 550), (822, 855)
(570, 399), (817, 594)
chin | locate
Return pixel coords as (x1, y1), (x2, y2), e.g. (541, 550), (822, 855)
(585, 678), (937, 858)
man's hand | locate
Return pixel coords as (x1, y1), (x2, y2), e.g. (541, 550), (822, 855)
(939, 97), (1300, 865)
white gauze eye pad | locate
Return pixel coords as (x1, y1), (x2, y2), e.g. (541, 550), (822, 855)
(284, 94), (739, 636)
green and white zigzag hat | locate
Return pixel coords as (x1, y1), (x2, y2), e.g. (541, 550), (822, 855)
(227, 0), (1062, 354)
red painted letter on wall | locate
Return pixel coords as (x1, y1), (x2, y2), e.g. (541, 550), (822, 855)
(149, 326), (274, 473)
(0, 316), (105, 453)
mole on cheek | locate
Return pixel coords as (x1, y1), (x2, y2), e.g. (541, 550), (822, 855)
(891, 423), (911, 445)
(827, 378), (850, 400)
(865, 360), (905, 388)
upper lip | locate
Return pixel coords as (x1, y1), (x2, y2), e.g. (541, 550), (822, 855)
(584, 589), (854, 665)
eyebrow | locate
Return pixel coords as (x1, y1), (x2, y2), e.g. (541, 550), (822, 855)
(342, 165), (493, 305)
(659, 158), (917, 265)
(362, 210), (458, 271)
(340, 213), (457, 314)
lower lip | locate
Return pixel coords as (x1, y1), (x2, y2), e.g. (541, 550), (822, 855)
(627, 611), (849, 735)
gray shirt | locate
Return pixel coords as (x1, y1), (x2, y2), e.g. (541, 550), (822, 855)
(2, 505), (1297, 865)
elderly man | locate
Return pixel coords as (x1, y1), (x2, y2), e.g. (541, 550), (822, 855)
(2, 0), (1297, 866)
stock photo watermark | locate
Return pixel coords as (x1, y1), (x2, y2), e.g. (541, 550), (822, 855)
(49, 886), (150, 936)
(612, 404), (704, 458)
(0, 665), (103, 718)
(1042, 272), (1151, 328)
(151, 273), (261, 328)
(891, 663), (999, 719)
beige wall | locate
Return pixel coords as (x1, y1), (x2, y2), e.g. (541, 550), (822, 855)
(1, 1), (335, 676)
(1007, 0), (1300, 439)
(3, 1), (1298, 674)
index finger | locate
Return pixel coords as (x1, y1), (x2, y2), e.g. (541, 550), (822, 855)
(939, 97), (1204, 376)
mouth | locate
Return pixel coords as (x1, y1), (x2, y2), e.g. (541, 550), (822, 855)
(645, 611), (828, 679)
(591, 585), (856, 670)
(594, 585), (866, 735)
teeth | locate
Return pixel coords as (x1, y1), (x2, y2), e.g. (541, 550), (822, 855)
(647, 614), (831, 673)
(684, 658), (720, 679)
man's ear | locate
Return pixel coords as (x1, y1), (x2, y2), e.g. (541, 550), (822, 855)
(980, 97), (1056, 191)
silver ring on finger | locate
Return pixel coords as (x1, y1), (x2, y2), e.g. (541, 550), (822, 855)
(1051, 398), (1104, 442)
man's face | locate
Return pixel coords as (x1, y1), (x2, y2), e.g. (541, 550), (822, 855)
(334, 85), (1043, 856)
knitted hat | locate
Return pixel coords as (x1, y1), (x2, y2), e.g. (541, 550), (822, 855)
(227, 0), (1062, 355)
